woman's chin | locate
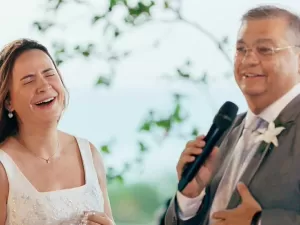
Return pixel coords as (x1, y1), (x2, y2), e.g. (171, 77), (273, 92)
(32, 110), (63, 124)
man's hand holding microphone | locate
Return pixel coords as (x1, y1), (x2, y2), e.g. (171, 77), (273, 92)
(177, 135), (219, 198)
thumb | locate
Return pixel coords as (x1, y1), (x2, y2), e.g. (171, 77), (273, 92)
(237, 182), (262, 211)
(237, 182), (253, 203)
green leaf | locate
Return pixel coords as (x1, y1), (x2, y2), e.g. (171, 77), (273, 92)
(126, 1), (155, 24)
(101, 145), (110, 154)
(172, 103), (181, 122)
(74, 45), (80, 50)
(109, 0), (117, 10)
(33, 21), (54, 32)
(96, 76), (111, 86)
(139, 121), (152, 131)
(114, 175), (124, 184)
(73, 43), (94, 58)
(82, 51), (90, 57)
(138, 141), (148, 152)
(164, 1), (170, 8)
(92, 14), (106, 24)
(109, 0), (125, 10)
(155, 119), (171, 130)
(55, 59), (63, 66)
(191, 127), (199, 137)
(114, 29), (120, 38)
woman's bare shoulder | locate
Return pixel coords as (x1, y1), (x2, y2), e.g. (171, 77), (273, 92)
(0, 160), (8, 222)
(58, 131), (76, 141)
(0, 161), (8, 191)
(58, 131), (80, 149)
(58, 131), (104, 168)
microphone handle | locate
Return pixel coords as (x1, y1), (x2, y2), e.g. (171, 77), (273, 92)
(178, 127), (224, 192)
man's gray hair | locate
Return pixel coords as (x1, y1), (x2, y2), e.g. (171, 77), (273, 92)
(242, 5), (300, 43)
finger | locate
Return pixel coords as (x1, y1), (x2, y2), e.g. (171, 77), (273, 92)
(212, 222), (227, 225)
(176, 155), (195, 175)
(183, 147), (203, 156)
(195, 135), (205, 142)
(186, 141), (205, 149)
(80, 218), (99, 225)
(212, 210), (231, 220)
(86, 222), (99, 225)
(88, 213), (111, 224)
(237, 182), (253, 202)
(211, 220), (227, 225)
(186, 136), (205, 148)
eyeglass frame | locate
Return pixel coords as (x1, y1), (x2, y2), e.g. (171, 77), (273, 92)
(234, 44), (300, 60)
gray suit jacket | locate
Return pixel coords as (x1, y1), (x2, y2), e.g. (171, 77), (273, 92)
(165, 94), (300, 225)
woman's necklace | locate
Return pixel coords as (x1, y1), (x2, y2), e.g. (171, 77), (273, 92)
(17, 137), (60, 164)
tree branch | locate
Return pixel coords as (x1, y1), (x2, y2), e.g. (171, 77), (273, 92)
(154, 17), (232, 66)
(181, 17), (232, 65)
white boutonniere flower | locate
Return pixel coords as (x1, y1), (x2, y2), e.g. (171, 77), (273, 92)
(255, 121), (285, 147)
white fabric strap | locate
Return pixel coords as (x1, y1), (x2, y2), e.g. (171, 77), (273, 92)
(75, 137), (98, 185)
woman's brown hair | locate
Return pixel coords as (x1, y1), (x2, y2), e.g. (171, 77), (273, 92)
(0, 38), (69, 143)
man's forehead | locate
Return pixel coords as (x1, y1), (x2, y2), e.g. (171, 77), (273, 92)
(237, 18), (290, 44)
(236, 38), (276, 45)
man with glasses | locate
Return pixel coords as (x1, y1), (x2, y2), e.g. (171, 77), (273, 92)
(165, 5), (300, 225)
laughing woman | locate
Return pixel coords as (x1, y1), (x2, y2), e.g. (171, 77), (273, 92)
(0, 39), (115, 225)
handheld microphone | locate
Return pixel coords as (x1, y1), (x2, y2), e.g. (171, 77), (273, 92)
(178, 101), (238, 192)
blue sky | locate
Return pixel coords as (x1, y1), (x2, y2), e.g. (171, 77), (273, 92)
(1, 0), (299, 184)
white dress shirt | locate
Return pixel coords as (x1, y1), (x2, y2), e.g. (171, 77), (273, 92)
(176, 83), (300, 224)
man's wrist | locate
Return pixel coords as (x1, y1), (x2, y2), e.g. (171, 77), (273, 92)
(180, 186), (205, 198)
(180, 190), (202, 198)
(251, 211), (262, 225)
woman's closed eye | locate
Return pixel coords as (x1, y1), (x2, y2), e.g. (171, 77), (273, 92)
(45, 73), (55, 77)
(22, 75), (34, 85)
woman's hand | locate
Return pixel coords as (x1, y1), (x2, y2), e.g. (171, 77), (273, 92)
(80, 211), (115, 225)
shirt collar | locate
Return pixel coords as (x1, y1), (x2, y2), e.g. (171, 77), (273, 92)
(244, 83), (300, 129)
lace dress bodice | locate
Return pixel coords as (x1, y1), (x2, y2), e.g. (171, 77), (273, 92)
(0, 137), (104, 225)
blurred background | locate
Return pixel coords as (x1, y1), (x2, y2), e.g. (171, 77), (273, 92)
(1, 0), (299, 224)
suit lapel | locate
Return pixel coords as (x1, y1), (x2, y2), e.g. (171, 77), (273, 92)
(210, 117), (246, 191)
(202, 114), (246, 225)
(227, 93), (300, 209)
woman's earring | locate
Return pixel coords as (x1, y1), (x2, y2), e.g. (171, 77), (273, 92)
(8, 112), (13, 118)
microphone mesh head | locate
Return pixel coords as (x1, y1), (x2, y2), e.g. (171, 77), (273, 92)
(214, 101), (238, 130)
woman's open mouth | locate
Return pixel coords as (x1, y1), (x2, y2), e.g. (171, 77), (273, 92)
(34, 97), (56, 109)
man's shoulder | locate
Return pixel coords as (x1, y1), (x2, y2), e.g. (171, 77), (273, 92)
(229, 112), (247, 129)
(236, 112), (247, 121)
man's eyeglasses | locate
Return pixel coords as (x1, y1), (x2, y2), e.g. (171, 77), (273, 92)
(235, 44), (300, 59)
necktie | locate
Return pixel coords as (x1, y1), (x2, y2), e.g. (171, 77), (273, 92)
(240, 117), (268, 164)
